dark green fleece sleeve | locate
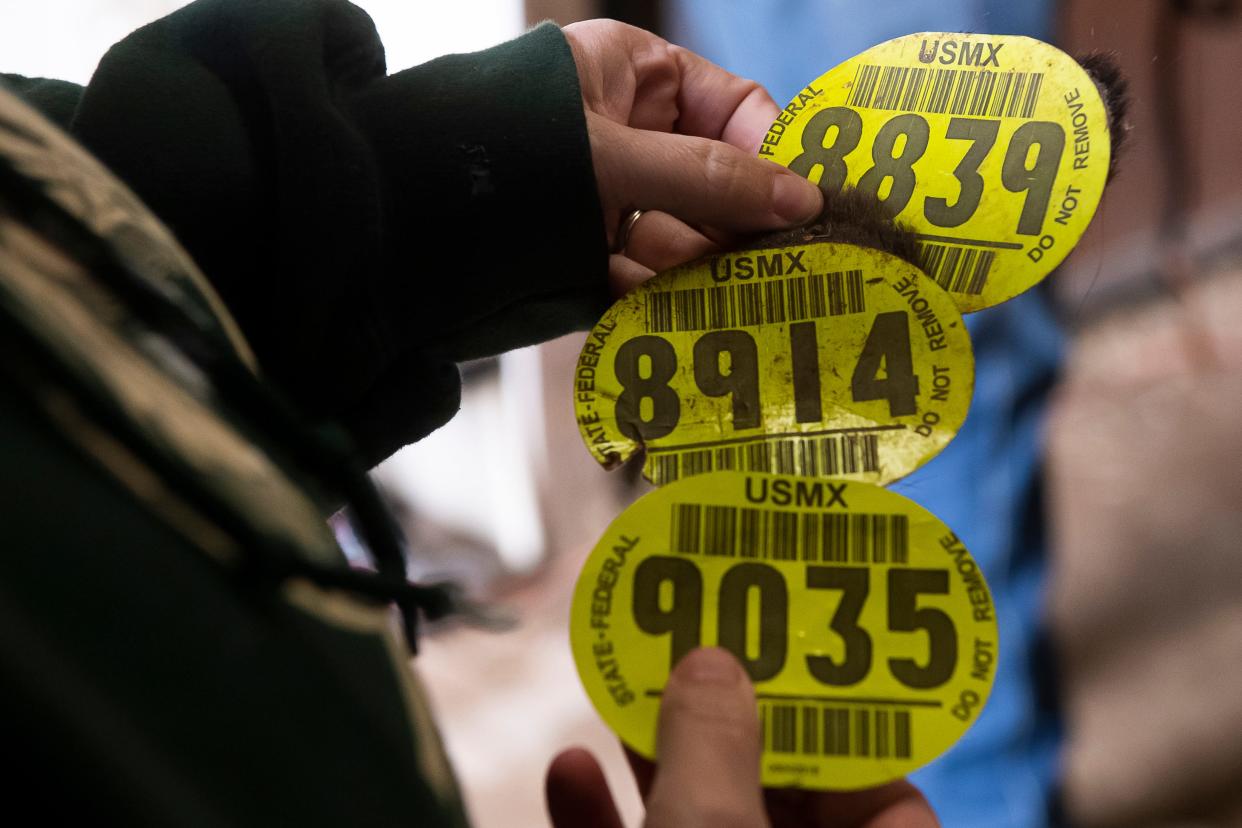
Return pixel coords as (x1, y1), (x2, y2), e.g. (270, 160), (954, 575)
(43, 0), (608, 465)
(0, 75), (83, 127)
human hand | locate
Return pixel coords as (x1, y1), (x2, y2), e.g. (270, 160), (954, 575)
(562, 21), (824, 295)
(546, 647), (939, 827)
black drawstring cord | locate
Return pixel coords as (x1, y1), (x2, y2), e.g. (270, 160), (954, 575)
(244, 546), (460, 653)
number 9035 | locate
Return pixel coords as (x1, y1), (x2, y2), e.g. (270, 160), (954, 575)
(633, 556), (958, 690)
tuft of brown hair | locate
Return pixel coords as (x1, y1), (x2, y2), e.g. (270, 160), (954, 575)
(1077, 52), (1131, 181)
(741, 186), (922, 266)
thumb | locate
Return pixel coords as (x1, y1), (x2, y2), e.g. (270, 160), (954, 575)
(590, 114), (823, 235)
(644, 648), (769, 828)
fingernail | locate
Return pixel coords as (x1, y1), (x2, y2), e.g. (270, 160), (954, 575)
(772, 172), (823, 223)
(677, 647), (745, 686)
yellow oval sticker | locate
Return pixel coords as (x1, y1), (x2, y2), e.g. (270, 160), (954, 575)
(570, 471), (998, 791)
(574, 242), (973, 486)
(760, 33), (1111, 312)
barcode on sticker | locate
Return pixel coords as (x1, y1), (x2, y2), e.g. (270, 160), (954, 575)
(848, 65), (1044, 118)
(669, 504), (909, 563)
(650, 434), (879, 485)
(916, 242), (995, 295)
(644, 271), (864, 333)
(762, 703), (912, 759)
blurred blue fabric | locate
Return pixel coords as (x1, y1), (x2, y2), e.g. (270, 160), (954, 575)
(666, 3), (1064, 826)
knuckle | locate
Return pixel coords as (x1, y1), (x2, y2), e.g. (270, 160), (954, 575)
(699, 142), (754, 198)
(661, 41), (693, 73)
(634, 40), (681, 87)
(734, 76), (767, 104)
(584, 18), (647, 49)
(574, 18), (624, 37)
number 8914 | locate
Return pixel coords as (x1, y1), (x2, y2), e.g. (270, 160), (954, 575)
(615, 314), (918, 443)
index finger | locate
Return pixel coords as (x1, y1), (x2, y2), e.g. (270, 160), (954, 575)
(669, 44), (782, 153)
(645, 648), (767, 828)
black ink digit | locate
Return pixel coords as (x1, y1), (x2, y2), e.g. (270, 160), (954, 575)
(693, 330), (760, 430)
(615, 335), (680, 441)
(787, 106), (864, 195)
(1002, 121), (1066, 236)
(887, 568), (957, 689)
(925, 118), (1000, 227)
(633, 556), (703, 669)
(850, 312), (919, 417)
(717, 563), (788, 682)
(857, 114), (930, 216)
(806, 566), (872, 686)
(789, 321), (822, 423)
